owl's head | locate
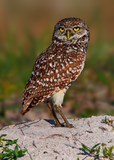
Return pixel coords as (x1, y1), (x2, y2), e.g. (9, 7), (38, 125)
(52, 17), (90, 44)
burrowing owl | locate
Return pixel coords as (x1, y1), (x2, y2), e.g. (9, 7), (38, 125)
(21, 17), (90, 128)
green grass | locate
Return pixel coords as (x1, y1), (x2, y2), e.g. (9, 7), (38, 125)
(79, 142), (114, 159)
(102, 116), (114, 129)
(0, 134), (27, 160)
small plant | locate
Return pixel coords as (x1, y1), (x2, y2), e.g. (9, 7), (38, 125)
(102, 117), (114, 129)
(79, 143), (100, 158)
(0, 134), (27, 160)
(79, 142), (114, 159)
(101, 143), (114, 159)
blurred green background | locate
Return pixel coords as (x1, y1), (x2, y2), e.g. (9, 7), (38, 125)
(0, 0), (114, 128)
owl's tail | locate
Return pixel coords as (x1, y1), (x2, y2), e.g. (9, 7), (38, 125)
(20, 98), (38, 115)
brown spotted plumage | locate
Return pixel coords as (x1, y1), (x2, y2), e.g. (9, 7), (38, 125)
(21, 17), (90, 127)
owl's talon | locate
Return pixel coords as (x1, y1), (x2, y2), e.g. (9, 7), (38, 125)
(55, 123), (65, 127)
(51, 122), (65, 127)
(54, 122), (74, 128)
(65, 123), (74, 128)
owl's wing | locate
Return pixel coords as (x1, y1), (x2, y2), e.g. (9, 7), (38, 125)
(21, 44), (85, 115)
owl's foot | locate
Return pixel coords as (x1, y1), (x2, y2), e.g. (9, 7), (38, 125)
(54, 122), (73, 128)
(55, 122), (65, 127)
(65, 123), (74, 128)
(55, 105), (74, 128)
(47, 102), (74, 128)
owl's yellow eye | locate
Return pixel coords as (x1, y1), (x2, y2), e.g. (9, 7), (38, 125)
(59, 27), (64, 32)
(73, 27), (80, 32)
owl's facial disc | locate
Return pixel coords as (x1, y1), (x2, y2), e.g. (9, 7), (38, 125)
(57, 26), (86, 42)
(52, 18), (90, 44)
(58, 28), (76, 41)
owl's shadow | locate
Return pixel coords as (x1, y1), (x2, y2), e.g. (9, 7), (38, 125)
(44, 119), (56, 126)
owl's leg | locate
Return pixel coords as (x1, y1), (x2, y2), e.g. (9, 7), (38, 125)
(55, 105), (73, 128)
(47, 102), (64, 127)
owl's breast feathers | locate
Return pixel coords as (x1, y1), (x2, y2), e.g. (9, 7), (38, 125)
(21, 43), (86, 115)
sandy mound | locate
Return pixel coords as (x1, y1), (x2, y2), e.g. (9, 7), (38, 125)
(0, 115), (114, 160)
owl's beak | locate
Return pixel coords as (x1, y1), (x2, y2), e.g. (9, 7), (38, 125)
(66, 30), (71, 39)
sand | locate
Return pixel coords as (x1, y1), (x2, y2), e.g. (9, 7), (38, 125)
(0, 115), (114, 160)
